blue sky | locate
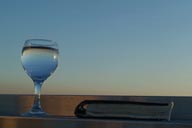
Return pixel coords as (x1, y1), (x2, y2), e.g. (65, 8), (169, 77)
(1, 0), (192, 95)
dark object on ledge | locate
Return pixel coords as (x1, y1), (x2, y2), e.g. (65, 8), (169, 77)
(75, 100), (174, 121)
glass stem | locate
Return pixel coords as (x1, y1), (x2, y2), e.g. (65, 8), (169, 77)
(31, 80), (43, 113)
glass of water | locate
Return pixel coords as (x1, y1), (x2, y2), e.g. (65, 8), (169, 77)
(21, 39), (59, 116)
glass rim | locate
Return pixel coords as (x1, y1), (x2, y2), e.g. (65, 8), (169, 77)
(24, 39), (58, 48)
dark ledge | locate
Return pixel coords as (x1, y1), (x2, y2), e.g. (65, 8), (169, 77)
(0, 116), (192, 128)
(0, 95), (192, 128)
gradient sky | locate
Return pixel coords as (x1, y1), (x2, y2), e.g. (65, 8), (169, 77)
(1, 0), (192, 96)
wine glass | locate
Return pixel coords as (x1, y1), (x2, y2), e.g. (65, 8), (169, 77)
(21, 39), (59, 116)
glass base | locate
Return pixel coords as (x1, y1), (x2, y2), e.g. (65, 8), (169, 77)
(21, 110), (48, 117)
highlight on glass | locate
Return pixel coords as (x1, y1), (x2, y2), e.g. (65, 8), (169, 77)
(21, 39), (59, 116)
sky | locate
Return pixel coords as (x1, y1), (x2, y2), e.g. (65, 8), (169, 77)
(1, 0), (192, 96)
